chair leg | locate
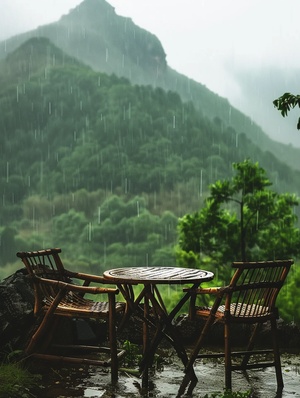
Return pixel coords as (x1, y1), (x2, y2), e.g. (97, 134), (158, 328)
(142, 293), (150, 388)
(26, 312), (57, 355)
(270, 318), (284, 391)
(39, 317), (61, 353)
(178, 314), (215, 396)
(26, 290), (67, 354)
(108, 294), (118, 383)
(224, 322), (232, 390)
(241, 323), (261, 368)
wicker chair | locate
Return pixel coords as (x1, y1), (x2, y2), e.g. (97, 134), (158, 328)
(178, 259), (294, 395)
(17, 248), (126, 383)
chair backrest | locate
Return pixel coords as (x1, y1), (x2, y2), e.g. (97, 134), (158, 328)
(16, 248), (71, 314)
(16, 248), (70, 279)
(225, 259), (294, 320)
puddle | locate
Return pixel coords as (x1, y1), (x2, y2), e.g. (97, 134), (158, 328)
(30, 351), (300, 397)
(84, 388), (106, 397)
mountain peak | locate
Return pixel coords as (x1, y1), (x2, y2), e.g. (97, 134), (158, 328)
(52, 0), (167, 79)
(61, 0), (116, 25)
(0, 0), (167, 83)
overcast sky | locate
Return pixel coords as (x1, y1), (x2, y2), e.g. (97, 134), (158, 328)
(1, 0), (300, 146)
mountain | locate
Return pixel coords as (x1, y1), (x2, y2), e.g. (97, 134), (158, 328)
(1, 0), (300, 172)
(0, 36), (299, 271)
(3, 36), (296, 198)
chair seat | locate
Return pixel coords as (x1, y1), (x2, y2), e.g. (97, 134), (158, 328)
(196, 303), (272, 321)
(44, 294), (125, 317)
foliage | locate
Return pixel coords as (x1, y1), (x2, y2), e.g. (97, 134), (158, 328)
(277, 265), (300, 322)
(273, 92), (300, 129)
(202, 391), (251, 398)
(0, 363), (37, 398)
(177, 160), (300, 280)
(120, 340), (164, 374)
(121, 340), (141, 367)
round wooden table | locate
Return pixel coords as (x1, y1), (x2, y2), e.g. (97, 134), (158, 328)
(103, 266), (214, 386)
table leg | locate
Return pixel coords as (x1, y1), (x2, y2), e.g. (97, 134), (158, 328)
(115, 284), (158, 385)
(116, 282), (199, 389)
(142, 289), (150, 387)
(139, 286), (198, 386)
(117, 284), (146, 331)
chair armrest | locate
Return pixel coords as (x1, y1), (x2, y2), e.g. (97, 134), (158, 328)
(36, 276), (119, 295)
(184, 286), (228, 319)
(33, 277), (120, 318)
(63, 270), (116, 286)
(183, 286), (224, 295)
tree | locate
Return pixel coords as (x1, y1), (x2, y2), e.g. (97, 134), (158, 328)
(277, 266), (300, 322)
(273, 92), (300, 129)
(177, 160), (300, 276)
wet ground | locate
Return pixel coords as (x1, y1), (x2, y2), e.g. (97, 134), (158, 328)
(30, 349), (300, 398)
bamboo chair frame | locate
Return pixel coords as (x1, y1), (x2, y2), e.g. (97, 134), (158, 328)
(17, 248), (126, 383)
(179, 259), (294, 395)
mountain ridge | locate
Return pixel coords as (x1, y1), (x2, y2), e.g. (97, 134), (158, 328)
(1, 0), (300, 172)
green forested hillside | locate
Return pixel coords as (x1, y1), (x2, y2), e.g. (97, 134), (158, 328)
(1, 0), (300, 171)
(0, 37), (299, 279)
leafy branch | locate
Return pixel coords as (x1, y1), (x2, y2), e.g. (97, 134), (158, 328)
(273, 92), (300, 129)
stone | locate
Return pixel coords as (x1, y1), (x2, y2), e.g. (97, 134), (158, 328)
(0, 268), (35, 351)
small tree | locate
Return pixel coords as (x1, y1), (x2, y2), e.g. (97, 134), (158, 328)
(177, 159), (300, 275)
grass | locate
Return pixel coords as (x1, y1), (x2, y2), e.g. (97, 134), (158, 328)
(0, 362), (37, 398)
(203, 391), (251, 398)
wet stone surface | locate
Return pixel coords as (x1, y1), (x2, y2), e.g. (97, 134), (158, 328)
(29, 350), (300, 398)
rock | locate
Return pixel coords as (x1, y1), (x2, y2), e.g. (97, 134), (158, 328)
(175, 314), (252, 346)
(260, 318), (300, 352)
(0, 268), (35, 352)
(175, 313), (300, 351)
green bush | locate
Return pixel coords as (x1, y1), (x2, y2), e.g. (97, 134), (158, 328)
(0, 363), (37, 398)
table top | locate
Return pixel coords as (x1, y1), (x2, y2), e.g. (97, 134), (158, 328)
(103, 266), (214, 285)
